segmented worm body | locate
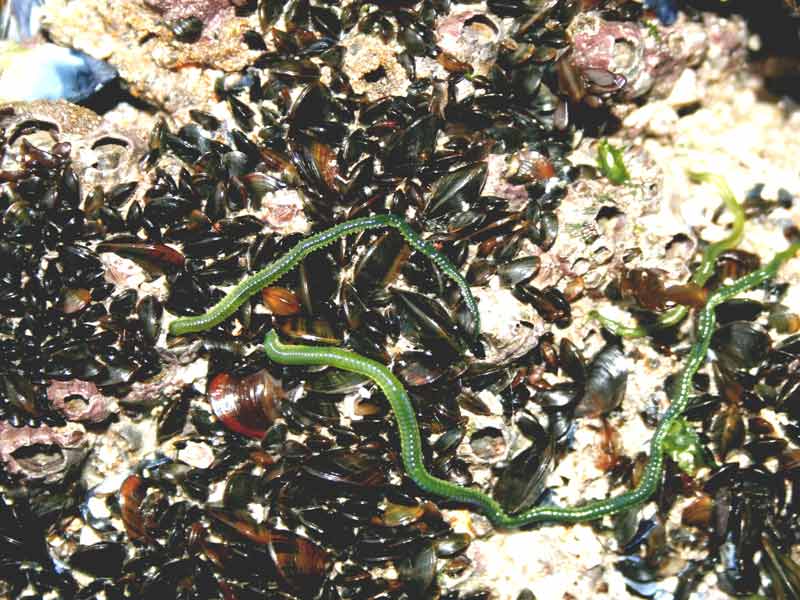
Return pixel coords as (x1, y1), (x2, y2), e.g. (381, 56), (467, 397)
(172, 213), (798, 527)
(266, 242), (798, 526)
(168, 214), (480, 337)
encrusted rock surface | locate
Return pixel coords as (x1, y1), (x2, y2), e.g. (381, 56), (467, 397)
(42, 0), (260, 112)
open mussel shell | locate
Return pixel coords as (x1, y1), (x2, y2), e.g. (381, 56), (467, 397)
(492, 415), (554, 514)
(470, 427), (506, 462)
(267, 529), (331, 598)
(208, 369), (286, 439)
(208, 510), (330, 598)
(7, 441), (86, 483)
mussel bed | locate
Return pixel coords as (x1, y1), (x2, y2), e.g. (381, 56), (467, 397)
(2, 1), (800, 599)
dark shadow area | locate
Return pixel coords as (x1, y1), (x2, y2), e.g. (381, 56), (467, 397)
(688, 0), (800, 99)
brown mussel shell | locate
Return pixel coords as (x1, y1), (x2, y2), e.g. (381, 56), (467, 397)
(208, 369), (286, 439)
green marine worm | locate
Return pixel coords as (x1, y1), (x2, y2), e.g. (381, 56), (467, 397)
(590, 172), (745, 338)
(172, 214), (798, 528)
(265, 242), (799, 527)
(168, 214), (480, 338)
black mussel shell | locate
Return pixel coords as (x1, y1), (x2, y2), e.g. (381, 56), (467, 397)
(576, 344), (628, 417)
